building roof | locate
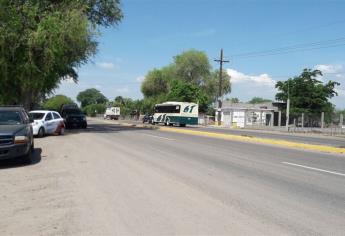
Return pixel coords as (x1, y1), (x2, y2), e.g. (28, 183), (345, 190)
(220, 102), (279, 111)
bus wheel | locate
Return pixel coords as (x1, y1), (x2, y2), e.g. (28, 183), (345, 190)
(166, 118), (171, 126)
(179, 124), (186, 127)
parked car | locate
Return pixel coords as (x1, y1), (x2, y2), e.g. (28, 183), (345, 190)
(142, 114), (153, 124)
(29, 110), (65, 138)
(0, 106), (34, 163)
(60, 104), (87, 129)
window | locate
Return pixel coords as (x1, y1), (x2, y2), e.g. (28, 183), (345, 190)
(53, 112), (61, 119)
(29, 113), (45, 120)
(155, 105), (180, 113)
(0, 111), (23, 125)
(45, 113), (53, 121)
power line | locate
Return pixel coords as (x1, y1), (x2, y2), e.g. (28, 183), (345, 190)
(231, 36), (345, 59)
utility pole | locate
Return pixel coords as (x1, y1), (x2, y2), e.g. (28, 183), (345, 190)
(214, 49), (229, 126)
(286, 80), (290, 131)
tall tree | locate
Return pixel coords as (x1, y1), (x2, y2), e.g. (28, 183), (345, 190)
(167, 80), (209, 112)
(275, 69), (340, 115)
(174, 49), (211, 85)
(203, 70), (231, 102)
(226, 97), (240, 103)
(248, 97), (272, 104)
(77, 88), (108, 107)
(140, 50), (231, 112)
(0, 1), (122, 109)
(141, 68), (169, 98)
(42, 95), (74, 111)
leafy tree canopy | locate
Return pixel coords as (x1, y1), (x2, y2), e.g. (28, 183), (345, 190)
(77, 88), (108, 107)
(275, 69), (340, 114)
(83, 103), (106, 117)
(42, 95), (74, 111)
(174, 49), (211, 85)
(0, 0), (122, 109)
(141, 68), (170, 97)
(248, 97), (272, 104)
(226, 97), (240, 103)
(167, 80), (209, 112)
(140, 49), (231, 112)
(203, 70), (231, 102)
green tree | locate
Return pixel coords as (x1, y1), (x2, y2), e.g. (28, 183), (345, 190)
(203, 70), (231, 102)
(141, 68), (169, 98)
(83, 104), (106, 117)
(174, 49), (211, 85)
(77, 88), (108, 108)
(114, 96), (125, 106)
(140, 50), (231, 113)
(0, 1), (122, 109)
(226, 97), (240, 103)
(167, 80), (209, 112)
(248, 97), (272, 104)
(42, 95), (74, 111)
(275, 69), (340, 115)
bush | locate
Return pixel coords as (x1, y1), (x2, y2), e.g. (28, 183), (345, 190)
(82, 104), (106, 117)
(43, 95), (74, 111)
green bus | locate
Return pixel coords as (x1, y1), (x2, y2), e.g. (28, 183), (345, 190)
(153, 102), (198, 127)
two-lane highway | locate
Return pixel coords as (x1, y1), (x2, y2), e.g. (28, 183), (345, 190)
(0, 119), (344, 235)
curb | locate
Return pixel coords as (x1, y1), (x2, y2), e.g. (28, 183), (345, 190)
(158, 127), (345, 155)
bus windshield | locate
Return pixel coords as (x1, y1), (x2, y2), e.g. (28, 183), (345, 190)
(155, 105), (180, 113)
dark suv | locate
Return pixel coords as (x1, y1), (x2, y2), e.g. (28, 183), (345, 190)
(61, 104), (87, 129)
(0, 106), (34, 163)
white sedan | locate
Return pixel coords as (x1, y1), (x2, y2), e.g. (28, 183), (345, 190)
(29, 110), (65, 138)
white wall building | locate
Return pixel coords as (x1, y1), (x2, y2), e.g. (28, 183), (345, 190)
(215, 102), (282, 128)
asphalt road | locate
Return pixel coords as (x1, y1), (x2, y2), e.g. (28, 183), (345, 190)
(1, 119), (345, 235)
(119, 119), (345, 148)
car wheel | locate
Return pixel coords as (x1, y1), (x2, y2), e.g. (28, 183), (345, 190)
(37, 127), (45, 138)
(166, 118), (172, 126)
(22, 143), (33, 164)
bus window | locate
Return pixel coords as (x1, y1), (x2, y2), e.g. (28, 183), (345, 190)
(155, 105), (180, 113)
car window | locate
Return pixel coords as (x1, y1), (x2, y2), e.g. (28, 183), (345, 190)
(45, 112), (53, 121)
(0, 111), (23, 125)
(53, 112), (61, 119)
(29, 112), (45, 120)
(22, 111), (30, 123)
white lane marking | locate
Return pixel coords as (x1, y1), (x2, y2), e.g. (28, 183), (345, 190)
(142, 133), (175, 141)
(282, 162), (345, 177)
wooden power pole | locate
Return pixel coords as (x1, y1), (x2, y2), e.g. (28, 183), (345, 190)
(214, 49), (229, 126)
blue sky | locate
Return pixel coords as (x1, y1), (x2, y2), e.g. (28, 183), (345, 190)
(56, 0), (345, 109)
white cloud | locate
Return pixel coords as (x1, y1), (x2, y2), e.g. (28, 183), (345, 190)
(97, 62), (115, 69)
(227, 68), (276, 87)
(136, 75), (145, 82)
(314, 64), (343, 74)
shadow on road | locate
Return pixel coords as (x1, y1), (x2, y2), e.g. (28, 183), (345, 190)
(0, 148), (42, 169)
(63, 122), (156, 136)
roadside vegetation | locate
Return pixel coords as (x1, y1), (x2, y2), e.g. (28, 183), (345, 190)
(0, 0), (123, 109)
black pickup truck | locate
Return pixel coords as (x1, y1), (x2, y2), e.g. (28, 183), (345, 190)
(60, 104), (87, 129)
(0, 106), (34, 163)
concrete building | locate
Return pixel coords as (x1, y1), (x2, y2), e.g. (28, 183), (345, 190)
(215, 101), (284, 128)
